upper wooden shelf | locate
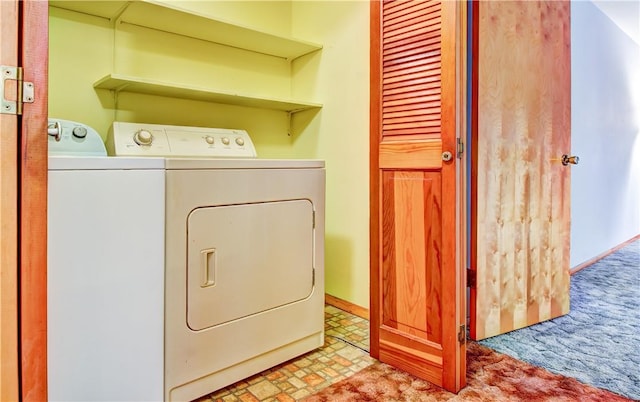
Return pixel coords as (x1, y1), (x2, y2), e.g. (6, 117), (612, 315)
(94, 73), (323, 113)
(49, 0), (322, 61)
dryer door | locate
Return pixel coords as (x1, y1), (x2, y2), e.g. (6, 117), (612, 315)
(186, 199), (316, 331)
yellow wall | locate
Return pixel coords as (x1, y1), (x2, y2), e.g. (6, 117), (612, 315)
(291, 2), (370, 308)
(48, 1), (370, 309)
(48, 7), (114, 138)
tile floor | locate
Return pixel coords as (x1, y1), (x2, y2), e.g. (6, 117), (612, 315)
(193, 305), (375, 402)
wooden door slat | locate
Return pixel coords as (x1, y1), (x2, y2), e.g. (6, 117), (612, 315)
(383, 112), (442, 123)
(384, 105), (441, 118)
(384, 10), (441, 35)
(383, 95), (441, 108)
(384, 65), (441, 82)
(384, 83), (441, 98)
(384, 86), (442, 99)
(384, 1), (440, 23)
(384, 29), (441, 53)
(383, 100), (441, 115)
(383, 0), (439, 17)
(383, 129), (442, 139)
(383, 25), (442, 48)
(384, 74), (441, 91)
(383, 36), (441, 60)
(384, 57), (441, 73)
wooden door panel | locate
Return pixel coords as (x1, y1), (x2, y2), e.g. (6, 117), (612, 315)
(371, 0), (466, 393)
(379, 140), (441, 168)
(381, 171), (443, 344)
(470, 1), (571, 340)
(379, 169), (445, 387)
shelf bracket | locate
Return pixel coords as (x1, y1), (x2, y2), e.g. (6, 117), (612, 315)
(112, 1), (132, 25)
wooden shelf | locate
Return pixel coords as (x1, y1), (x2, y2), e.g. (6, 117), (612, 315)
(53, 2), (323, 115)
(94, 74), (322, 113)
(49, 0), (322, 60)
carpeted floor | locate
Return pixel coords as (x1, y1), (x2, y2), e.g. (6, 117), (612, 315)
(480, 239), (640, 400)
(302, 341), (634, 402)
(302, 240), (639, 401)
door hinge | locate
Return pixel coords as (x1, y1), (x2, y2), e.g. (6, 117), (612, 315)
(467, 268), (476, 288)
(312, 268), (316, 287)
(458, 324), (466, 343)
(457, 137), (464, 159)
(312, 210), (316, 229)
(1, 66), (35, 115)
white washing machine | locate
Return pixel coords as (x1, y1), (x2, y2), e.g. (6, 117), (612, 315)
(47, 119), (166, 401)
(108, 122), (326, 401)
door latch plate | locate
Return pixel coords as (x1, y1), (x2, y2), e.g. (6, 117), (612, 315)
(1, 65), (35, 115)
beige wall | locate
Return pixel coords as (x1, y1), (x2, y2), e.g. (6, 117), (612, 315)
(48, 1), (371, 309)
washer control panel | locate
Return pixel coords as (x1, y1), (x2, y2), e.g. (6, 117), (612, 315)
(47, 118), (107, 156)
(106, 122), (257, 158)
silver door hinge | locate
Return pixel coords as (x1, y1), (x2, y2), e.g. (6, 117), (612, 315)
(457, 138), (464, 159)
(1, 66), (35, 115)
(458, 324), (466, 343)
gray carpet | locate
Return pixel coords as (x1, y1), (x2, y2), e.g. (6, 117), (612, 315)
(480, 239), (640, 400)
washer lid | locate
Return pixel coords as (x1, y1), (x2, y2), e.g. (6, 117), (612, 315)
(48, 156), (166, 170)
(165, 158), (325, 170)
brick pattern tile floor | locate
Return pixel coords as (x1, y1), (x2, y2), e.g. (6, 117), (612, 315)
(193, 305), (374, 402)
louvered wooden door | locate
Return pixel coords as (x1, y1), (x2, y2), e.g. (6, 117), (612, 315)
(469, 1), (572, 340)
(370, 0), (466, 393)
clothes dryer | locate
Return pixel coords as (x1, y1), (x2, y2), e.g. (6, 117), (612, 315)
(107, 122), (325, 401)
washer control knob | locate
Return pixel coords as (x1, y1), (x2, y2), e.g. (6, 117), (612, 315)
(47, 123), (59, 136)
(48, 121), (61, 142)
(221, 137), (230, 145)
(235, 137), (245, 146)
(205, 136), (215, 145)
(72, 126), (87, 139)
(133, 129), (153, 146)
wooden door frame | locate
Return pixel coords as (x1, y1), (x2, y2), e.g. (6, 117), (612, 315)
(369, 0), (382, 360)
(0, 1), (21, 398)
(0, 0), (48, 400)
(20, 1), (49, 400)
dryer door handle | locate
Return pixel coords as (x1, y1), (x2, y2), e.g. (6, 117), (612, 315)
(201, 248), (217, 288)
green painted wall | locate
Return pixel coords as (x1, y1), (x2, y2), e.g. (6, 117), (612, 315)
(48, 0), (370, 309)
